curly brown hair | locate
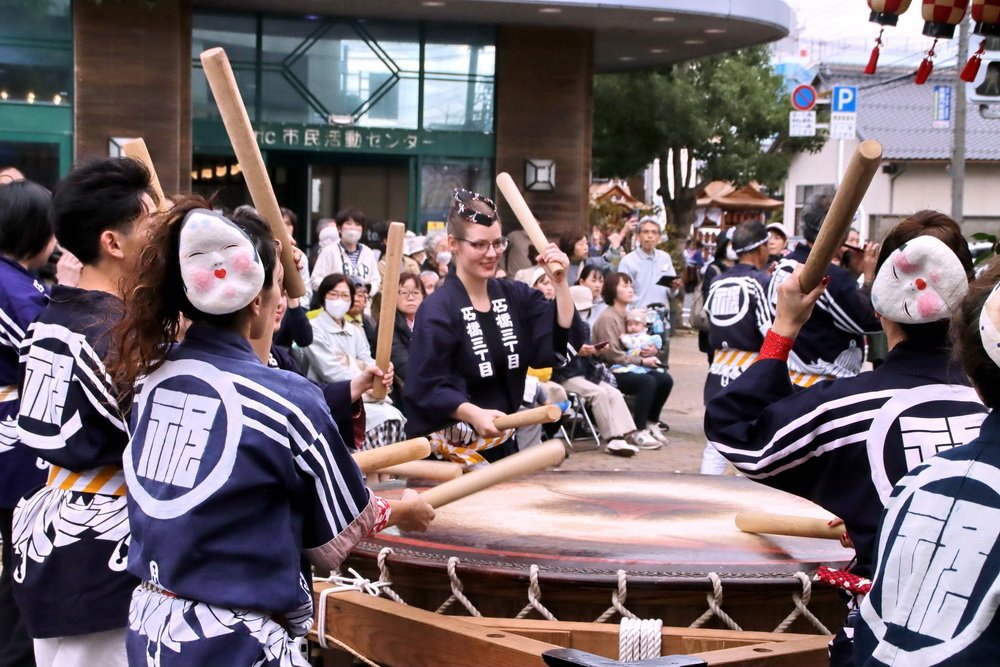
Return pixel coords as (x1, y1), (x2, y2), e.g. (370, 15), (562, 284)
(110, 196), (276, 399)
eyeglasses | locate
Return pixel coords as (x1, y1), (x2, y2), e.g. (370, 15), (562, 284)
(454, 237), (509, 255)
(399, 290), (423, 299)
(326, 292), (352, 300)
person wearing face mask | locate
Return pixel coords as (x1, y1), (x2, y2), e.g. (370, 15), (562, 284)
(422, 232), (452, 280)
(110, 201), (434, 667)
(309, 208), (381, 296)
(305, 274), (406, 451)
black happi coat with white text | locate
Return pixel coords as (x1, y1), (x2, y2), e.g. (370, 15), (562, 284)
(705, 340), (988, 579)
(405, 273), (585, 437)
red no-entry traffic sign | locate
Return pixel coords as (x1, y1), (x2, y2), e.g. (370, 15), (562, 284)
(791, 84), (818, 111)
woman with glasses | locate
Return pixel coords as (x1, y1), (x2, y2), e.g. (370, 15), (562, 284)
(404, 189), (585, 464)
(388, 272), (426, 414)
(305, 273), (406, 450)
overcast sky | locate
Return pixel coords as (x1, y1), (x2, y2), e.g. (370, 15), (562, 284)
(780, 0), (961, 66)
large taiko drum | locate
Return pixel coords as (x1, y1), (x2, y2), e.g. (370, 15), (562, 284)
(346, 472), (852, 635)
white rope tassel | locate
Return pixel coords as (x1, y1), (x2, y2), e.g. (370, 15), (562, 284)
(595, 569), (638, 623)
(375, 547), (407, 605)
(689, 572), (742, 631)
(314, 568), (389, 661)
(773, 571), (831, 634)
(515, 564), (558, 621)
(434, 557), (483, 617)
(619, 618), (663, 661)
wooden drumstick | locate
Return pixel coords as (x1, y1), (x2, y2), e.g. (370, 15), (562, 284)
(352, 437), (431, 474)
(493, 404), (562, 431)
(495, 172), (565, 280)
(199, 47), (306, 299)
(375, 460), (463, 481)
(121, 138), (166, 209)
(799, 140), (883, 292)
(735, 511), (844, 540)
(420, 439), (566, 508)
(371, 222), (406, 400)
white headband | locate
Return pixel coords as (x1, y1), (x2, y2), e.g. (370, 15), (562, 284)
(179, 209), (265, 315)
(871, 235), (968, 324)
(980, 282), (1000, 369)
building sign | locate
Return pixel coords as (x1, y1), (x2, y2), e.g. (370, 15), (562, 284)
(789, 110), (817, 137)
(933, 85), (952, 129)
(192, 119), (494, 159)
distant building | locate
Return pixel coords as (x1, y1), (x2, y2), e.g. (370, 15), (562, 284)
(783, 64), (1000, 240)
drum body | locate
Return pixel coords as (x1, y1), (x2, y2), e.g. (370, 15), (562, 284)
(346, 472), (851, 634)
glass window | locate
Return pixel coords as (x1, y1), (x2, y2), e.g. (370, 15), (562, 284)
(192, 65), (258, 122)
(0, 140), (61, 188)
(422, 25), (494, 132)
(420, 158), (492, 228)
(191, 13), (258, 122)
(423, 78), (493, 132)
(260, 17), (419, 128)
(0, 1), (72, 105)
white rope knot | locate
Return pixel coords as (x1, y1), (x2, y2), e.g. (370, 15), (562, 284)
(774, 571), (830, 634)
(375, 547), (407, 605)
(516, 564), (558, 621)
(689, 572), (742, 631)
(619, 617), (663, 661)
(434, 556), (482, 617)
(595, 569), (638, 623)
(316, 569), (389, 649)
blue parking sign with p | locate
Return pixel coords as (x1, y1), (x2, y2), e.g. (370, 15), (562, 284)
(833, 86), (858, 113)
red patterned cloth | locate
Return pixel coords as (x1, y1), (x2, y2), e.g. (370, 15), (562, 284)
(759, 329), (796, 362)
(815, 565), (873, 595)
(370, 495), (392, 534)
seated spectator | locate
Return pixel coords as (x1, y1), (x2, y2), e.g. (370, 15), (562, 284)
(612, 308), (663, 374)
(388, 272), (425, 413)
(421, 231), (450, 279)
(577, 264), (607, 326)
(346, 277), (377, 351)
(593, 272), (673, 445)
(561, 233), (606, 287)
(305, 274), (405, 450)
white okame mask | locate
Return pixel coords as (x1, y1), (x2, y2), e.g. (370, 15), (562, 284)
(870, 235), (968, 324)
(179, 209), (265, 316)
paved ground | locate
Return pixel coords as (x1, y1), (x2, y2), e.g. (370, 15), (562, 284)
(557, 329), (738, 475)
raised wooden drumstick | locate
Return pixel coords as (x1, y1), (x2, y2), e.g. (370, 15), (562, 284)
(493, 404), (562, 431)
(376, 460), (463, 481)
(199, 47), (306, 299)
(121, 138), (166, 209)
(371, 222), (406, 400)
(736, 511), (844, 540)
(352, 437), (431, 474)
(420, 439), (566, 508)
(495, 172), (564, 280)
(799, 140), (883, 292)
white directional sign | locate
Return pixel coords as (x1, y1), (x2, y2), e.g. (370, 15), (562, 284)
(789, 110), (817, 137)
(830, 112), (857, 139)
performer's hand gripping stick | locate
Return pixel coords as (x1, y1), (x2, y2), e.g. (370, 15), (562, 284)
(199, 47), (306, 299)
(495, 172), (565, 280)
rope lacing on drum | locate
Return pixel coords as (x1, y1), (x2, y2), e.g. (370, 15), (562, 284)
(773, 572), (830, 634)
(618, 618), (663, 661)
(515, 564), (558, 621)
(595, 569), (639, 623)
(689, 572), (742, 631)
(435, 556), (483, 617)
(374, 547), (407, 605)
(313, 569), (385, 666)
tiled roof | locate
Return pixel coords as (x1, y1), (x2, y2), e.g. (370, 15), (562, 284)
(817, 64), (1000, 162)
(696, 181), (782, 210)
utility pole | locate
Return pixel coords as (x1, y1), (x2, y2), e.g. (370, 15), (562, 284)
(952, 16), (969, 224)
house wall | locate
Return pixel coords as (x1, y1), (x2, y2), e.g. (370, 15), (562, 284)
(785, 139), (1000, 241)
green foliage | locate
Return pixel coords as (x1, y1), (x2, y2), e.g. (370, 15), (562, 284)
(593, 46), (826, 229)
